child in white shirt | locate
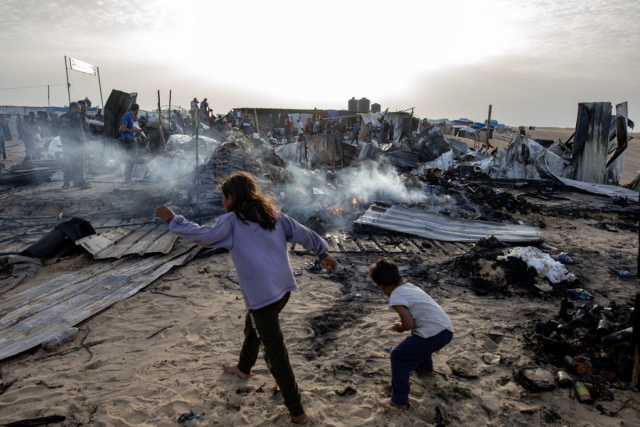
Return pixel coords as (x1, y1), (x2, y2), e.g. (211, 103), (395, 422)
(369, 258), (454, 410)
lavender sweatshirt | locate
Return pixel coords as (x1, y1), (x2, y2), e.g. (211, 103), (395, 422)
(169, 212), (329, 310)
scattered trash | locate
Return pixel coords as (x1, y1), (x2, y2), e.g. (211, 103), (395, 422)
(41, 327), (80, 351)
(446, 357), (478, 379)
(609, 268), (631, 277)
(516, 368), (556, 392)
(384, 347), (393, 353)
(566, 288), (594, 300)
(534, 282), (553, 292)
(176, 410), (204, 422)
(482, 354), (501, 365)
(574, 382), (593, 404)
(555, 370), (573, 388)
(334, 385), (357, 396)
(554, 252), (575, 264)
(601, 327), (633, 346)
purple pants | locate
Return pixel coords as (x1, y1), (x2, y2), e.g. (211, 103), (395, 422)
(390, 329), (453, 406)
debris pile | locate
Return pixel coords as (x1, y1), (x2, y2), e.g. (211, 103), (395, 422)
(525, 298), (635, 396)
(444, 243), (577, 297)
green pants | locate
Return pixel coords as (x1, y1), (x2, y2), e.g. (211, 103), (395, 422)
(237, 292), (304, 417)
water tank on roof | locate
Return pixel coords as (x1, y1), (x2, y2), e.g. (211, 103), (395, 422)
(348, 97), (358, 112)
(358, 97), (370, 113)
(371, 103), (381, 113)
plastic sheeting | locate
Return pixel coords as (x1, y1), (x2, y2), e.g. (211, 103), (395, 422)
(500, 247), (575, 284)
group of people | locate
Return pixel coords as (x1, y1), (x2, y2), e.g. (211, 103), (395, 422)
(56, 99), (143, 188)
(154, 171), (454, 424)
(378, 119), (395, 143)
(2, 111), (48, 162)
(279, 116), (353, 145)
(190, 97), (211, 122)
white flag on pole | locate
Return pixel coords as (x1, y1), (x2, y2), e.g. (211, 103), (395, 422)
(69, 57), (97, 76)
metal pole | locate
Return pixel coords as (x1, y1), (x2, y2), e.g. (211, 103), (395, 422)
(168, 90), (172, 132)
(48, 85), (50, 107)
(64, 56), (71, 105)
(97, 67), (104, 109)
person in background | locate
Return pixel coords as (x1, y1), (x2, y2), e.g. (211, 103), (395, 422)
(77, 100), (90, 134)
(190, 98), (199, 121)
(295, 118), (304, 138)
(154, 172), (338, 425)
(304, 118), (313, 137)
(369, 258), (454, 410)
(50, 112), (60, 136)
(58, 102), (89, 189)
(336, 119), (346, 143)
(240, 112), (253, 136)
(200, 98), (209, 120)
(284, 115), (293, 144)
(21, 114), (36, 161)
(16, 114), (24, 141)
(350, 121), (360, 145)
(120, 103), (143, 185)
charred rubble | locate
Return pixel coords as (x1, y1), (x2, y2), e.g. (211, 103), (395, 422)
(523, 296), (636, 399)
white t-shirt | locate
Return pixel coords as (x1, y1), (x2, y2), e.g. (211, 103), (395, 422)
(389, 283), (454, 339)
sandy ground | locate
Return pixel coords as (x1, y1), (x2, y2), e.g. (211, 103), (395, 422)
(1, 131), (640, 426)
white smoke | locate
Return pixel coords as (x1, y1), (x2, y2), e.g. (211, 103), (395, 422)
(277, 159), (467, 230)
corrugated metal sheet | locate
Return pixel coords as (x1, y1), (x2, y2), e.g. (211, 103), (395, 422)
(557, 177), (639, 199)
(76, 222), (179, 259)
(355, 204), (541, 243)
(0, 241), (200, 362)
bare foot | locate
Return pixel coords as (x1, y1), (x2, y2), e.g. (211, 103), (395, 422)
(291, 413), (310, 424)
(223, 364), (251, 379)
(390, 400), (409, 410)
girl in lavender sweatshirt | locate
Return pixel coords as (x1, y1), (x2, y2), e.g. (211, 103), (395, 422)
(154, 172), (337, 425)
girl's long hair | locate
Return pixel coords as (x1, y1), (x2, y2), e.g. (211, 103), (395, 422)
(219, 172), (279, 230)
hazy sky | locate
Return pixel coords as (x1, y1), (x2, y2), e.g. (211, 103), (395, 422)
(1, 0), (638, 127)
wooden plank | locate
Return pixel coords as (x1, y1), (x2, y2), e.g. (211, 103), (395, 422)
(324, 233), (340, 253)
(335, 232), (360, 252)
(370, 235), (403, 253)
(355, 235), (382, 252)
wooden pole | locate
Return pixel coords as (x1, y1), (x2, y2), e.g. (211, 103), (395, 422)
(631, 293), (640, 387)
(485, 104), (492, 152)
(156, 90), (165, 149)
